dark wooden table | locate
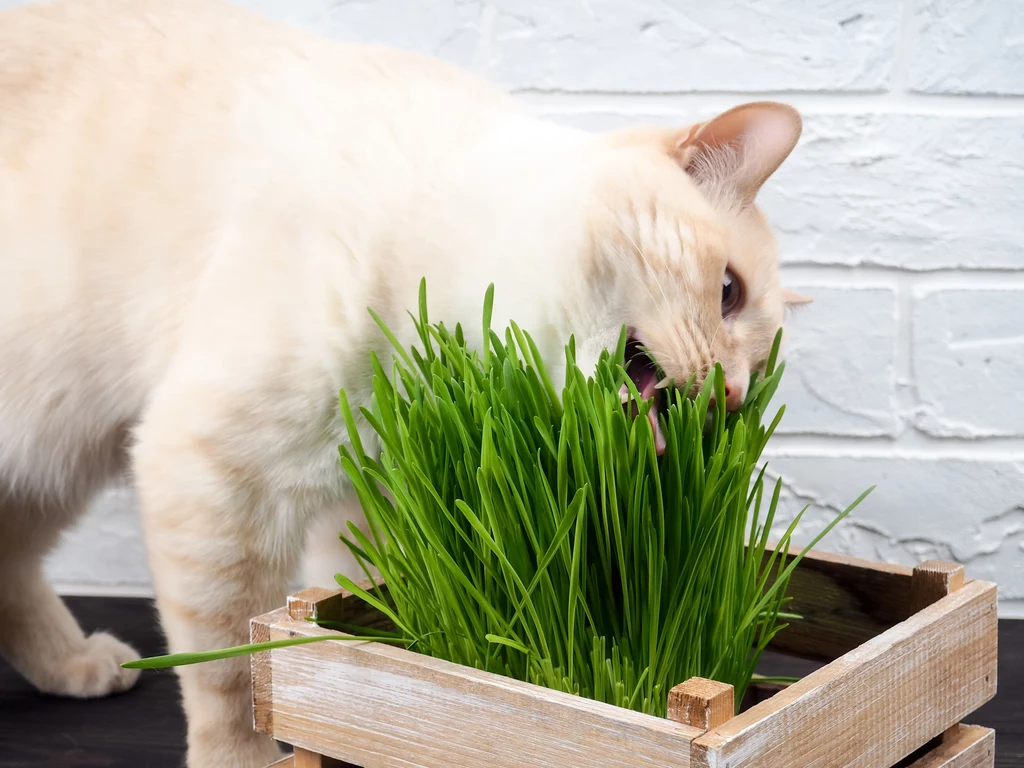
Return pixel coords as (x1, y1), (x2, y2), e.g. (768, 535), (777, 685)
(0, 597), (1020, 767)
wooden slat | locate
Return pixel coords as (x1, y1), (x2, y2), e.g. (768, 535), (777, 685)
(667, 678), (735, 732)
(901, 725), (995, 768)
(292, 747), (351, 768)
(264, 756), (294, 767)
(261, 615), (703, 768)
(759, 543), (915, 662)
(286, 582), (395, 634)
(287, 587), (348, 622)
(250, 607), (289, 734)
(693, 579), (998, 768)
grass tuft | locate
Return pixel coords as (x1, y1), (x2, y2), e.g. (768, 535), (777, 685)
(330, 280), (869, 715)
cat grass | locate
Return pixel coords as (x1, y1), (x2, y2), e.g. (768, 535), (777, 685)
(126, 280), (869, 717)
(330, 281), (867, 715)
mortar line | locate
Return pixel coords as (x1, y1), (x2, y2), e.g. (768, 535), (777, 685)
(53, 582), (155, 598)
(780, 264), (1024, 284)
(763, 434), (1024, 458)
(515, 91), (1024, 116)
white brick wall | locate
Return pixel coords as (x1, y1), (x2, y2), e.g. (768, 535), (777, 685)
(33, 0), (1022, 616)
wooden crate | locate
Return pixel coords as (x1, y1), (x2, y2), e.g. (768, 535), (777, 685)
(250, 548), (998, 768)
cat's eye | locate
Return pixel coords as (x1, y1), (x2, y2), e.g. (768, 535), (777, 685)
(722, 268), (743, 316)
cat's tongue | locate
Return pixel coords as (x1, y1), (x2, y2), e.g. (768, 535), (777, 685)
(619, 379), (668, 456)
(649, 406), (667, 455)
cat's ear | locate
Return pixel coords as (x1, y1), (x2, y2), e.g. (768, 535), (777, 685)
(671, 102), (802, 205)
(783, 289), (813, 306)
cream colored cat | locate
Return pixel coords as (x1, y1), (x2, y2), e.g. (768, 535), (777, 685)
(0, 0), (807, 765)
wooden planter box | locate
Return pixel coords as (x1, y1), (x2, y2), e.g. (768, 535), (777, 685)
(250, 547), (998, 768)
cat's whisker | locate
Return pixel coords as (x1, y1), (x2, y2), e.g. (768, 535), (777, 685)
(709, 316), (726, 352)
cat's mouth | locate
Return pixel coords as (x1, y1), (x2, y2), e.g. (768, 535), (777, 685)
(621, 333), (669, 456)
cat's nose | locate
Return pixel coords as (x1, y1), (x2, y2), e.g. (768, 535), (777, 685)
(724, 380), (745, 412)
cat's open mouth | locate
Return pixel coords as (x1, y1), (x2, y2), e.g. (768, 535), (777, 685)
(622, 333), (669, 456)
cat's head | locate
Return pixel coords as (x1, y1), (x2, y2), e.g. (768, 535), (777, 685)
(572, 102), (808, 449)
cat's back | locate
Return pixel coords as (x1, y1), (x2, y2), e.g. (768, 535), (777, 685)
(0, 0), (509, 155)
(0, 0), (290, 112)
(0, 0), (512, 324)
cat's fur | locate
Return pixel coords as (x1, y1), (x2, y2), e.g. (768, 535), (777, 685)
(0, 0), (807, 765)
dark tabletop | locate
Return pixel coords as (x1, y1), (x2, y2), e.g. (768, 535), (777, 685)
(0, 597), (1020, 767)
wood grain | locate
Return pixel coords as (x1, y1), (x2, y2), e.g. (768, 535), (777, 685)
(667, 678), (735, 732)
(260, 615), (703, 767)
(250, 607), (288, 734)
(292, 747), (350, 768)
(911, 561), (966, 613)
(759, 542), (915, 662)
(287, 587), (348, 622)
(901, 725), (995, 768)
(286, 582), (395, 634)
(692, 579), (998, 768)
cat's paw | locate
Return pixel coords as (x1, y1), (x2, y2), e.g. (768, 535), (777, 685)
(40, 631), (141, 698)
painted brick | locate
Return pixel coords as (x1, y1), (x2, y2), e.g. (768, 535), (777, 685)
(910, 0), (1024, 96)
(760, 113), (1024, 269)
(46, 484), (309, 593)
(912, 288), (1024, 437)
(774, 286), (899, 436)
(539, 110), (1024, 270)
(45, 485), (151, 591)
(485, 0), (899, 93)
(762, 455), (1024, 604)
(236, 0), (486, 69)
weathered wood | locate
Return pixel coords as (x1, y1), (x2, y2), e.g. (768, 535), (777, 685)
(260, 614), (703, 767)
(759, 542), (915, 662)
(901, 725), (995, 768)
(911, 560), (966, 613)
(292, 747), (350, 768)
(262, 752), (351, 768)
(667, 678), (735, 732)
(255, 551), (998, 768)
(692, 579), (998, 768)
(250, 607), (288, 735)
(287, 587), (349, 622)
(286, 581), (395, 634)
(262, 720), (996, 768)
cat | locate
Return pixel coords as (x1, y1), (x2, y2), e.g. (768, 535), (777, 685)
(0, 0), (809, 765)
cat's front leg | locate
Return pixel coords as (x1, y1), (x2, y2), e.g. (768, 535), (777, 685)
(0, 533), (141, 698)
(133, 391), (313, 768)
